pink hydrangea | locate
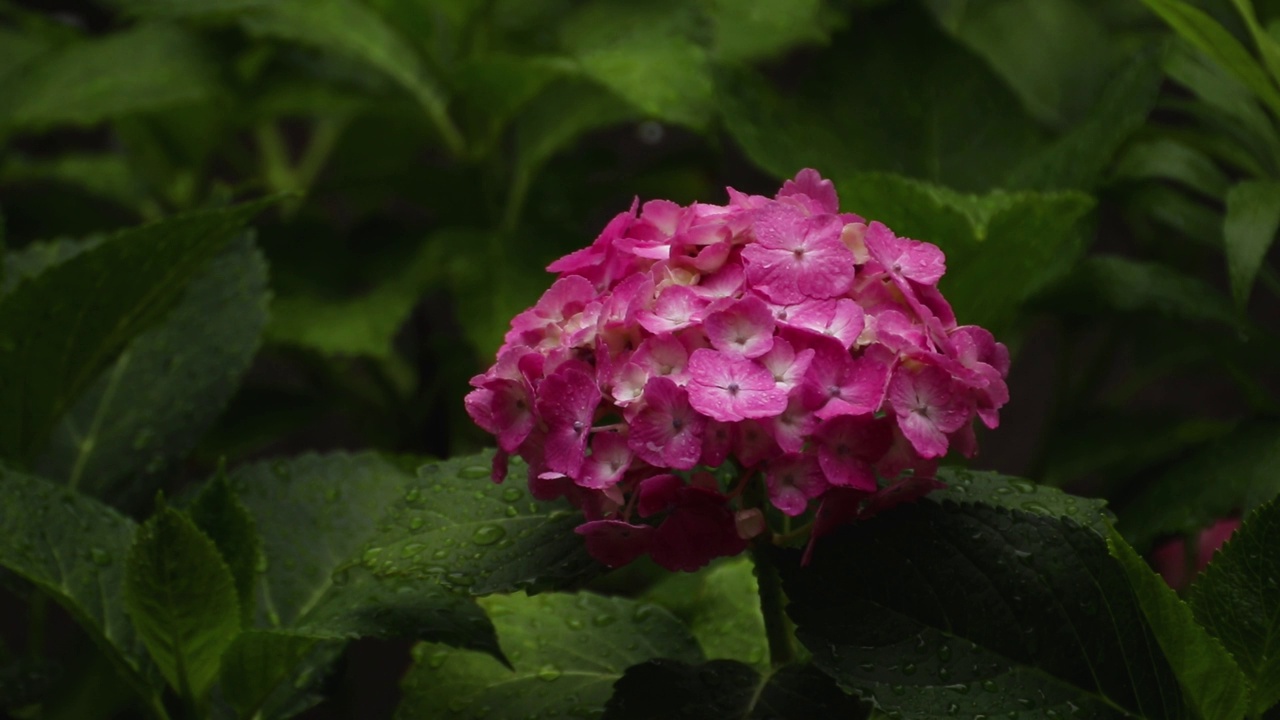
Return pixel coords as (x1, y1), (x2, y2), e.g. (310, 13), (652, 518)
(465, 169), (1010, 571)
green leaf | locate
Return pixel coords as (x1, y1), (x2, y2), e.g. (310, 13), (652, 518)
(1231, 0), (1280, 86)
(1040, 413), (1235, 489)
(779, 502), (1191, 718)
(219, 630), (318, 720)
(1113, 138), (1232, 199)
(704, 0), (835, 63)
(1190, 498), (1280, 714)
(1007, 44), (1165, 191)
(0, 199), (272, 466)
(1, 154), (156, 214)
(124, 507), (241, 704)
(1163, 40), (1280, 169)
(358, 452), (601, 595)
(931, 466), (1112, 533)
(1047, 255), (1245, 331)
(604, 660), (870, 720)
(1225, 180), (1280, 309)
(928, 0), (1118, 127)
(226, 453), (503, 658)
(836, 173), (1095, 331)
(1139, 0), (1280, 118)
(560, 0), (713, 129)
(33, 234), (269, 497)
(454, 54), (573, 155)
(267, 234), (436, 359)
(0, 468), (151, 692)
(1105, 525), (1251, 720)
(1, 24), (219, 130)
(120, 0), (462, 153)
(396, 592), (703, 720)
(188, 473), (263, 627)
(720, 4), (1045, 193)
(643, 557), (769, 669)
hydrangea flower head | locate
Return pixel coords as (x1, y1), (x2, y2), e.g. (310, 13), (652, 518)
(465, 170), (1010, 571)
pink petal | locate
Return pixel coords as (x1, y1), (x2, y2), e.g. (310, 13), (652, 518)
(648, 487), (747, 571)
(637, 284), (707, 334)
(628, 377), (706, 470)
(704, 295), (776, 359)
(687, 349), (788, 422)
(575, 520), (654, 568)
(578, 431), (633, 489)
(764, 453), (828, 516)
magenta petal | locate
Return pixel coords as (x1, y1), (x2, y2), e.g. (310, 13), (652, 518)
(628, 377), (706, 470)
(535, 364), (601, 476)
(649, 487), (747, 572)
(688, 349), (788, 422)
(704, 295), (776, 358)
(578, 431), (633, 489)
(764, 454), (827, 516)
(638, 473), (683, 517)
(575, 520), (654, 568)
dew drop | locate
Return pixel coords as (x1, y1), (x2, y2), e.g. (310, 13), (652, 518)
(1021, 501), (1051, 514)
(472, 525), (506, 546)
(427, 650), (449, 669)
(592, 613), (616, 627)
(1009, 479), (1035, 494)
(982, 680), (998, 692)
(401, 543), (426, 558)
(458, 465), (490, 480)
(89, 548), (112, 567)
(405, 488), (422, 503)
(432, 549), (449, 560)
(505, 506), (518, 517)
(901, 662), (917, 676)
(409, 516), (426, 531)
(362, 547), (382, 568)
(502, 487), (524, 502)
(565, 617), (584, 630)
(536, 664), (562, 681)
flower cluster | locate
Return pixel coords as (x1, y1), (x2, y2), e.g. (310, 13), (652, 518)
(465, 169), (1009, 571)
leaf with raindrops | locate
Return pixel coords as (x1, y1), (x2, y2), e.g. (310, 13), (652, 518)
(0, 467), (155, 698)
(932, 467), (1112, 533)
(396, 591), (703, 720)
(778, 501), (1196, 719)
(34, 234), (269, 504)
(1189, 497), (1280, 715)
(603, 659), (870, 720)
(356, 451), (602, 594)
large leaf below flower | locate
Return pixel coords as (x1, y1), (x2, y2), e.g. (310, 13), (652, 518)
(643, 557), (769, 669)
(358, 452), (601, 594)
(604, 660), (869, 720)
(1190, 498), (1280, 715)
(396, 592), (703, 720)
(778, 501), (1193, 719)
(932, 467), (1111, 532)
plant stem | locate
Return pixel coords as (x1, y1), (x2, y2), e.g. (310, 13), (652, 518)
(750, 542), (796, 668)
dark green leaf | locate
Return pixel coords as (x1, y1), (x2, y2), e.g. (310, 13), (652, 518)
(929, 0), (1118, 127)
(836, 174), (1095, 331)
(358, 452), (601, 595)
(705, 0), (836, 63)
(932, 466), (1112, 533)
(1, 154), (155, 214)
(1164, 40), (1280, 168)
(1230, 0), (1280, 86)
(0, 24), (219, 129)
(780, 503), (1190, 719)
(218, 630), (319, 720)
(513, 79), (636, 182)
(1225, 180), (1280, 309)
(188, 473), (263, 627)
(34, 234), (269, 497)
(643, 557), (768, 668)
(1113, 138), (1232, 199)
(0, 658), (56, 709)
(721, 4), (1045, 192)
(1190, 498), (1280, 714)
(454, 54), (573, 155)
(0, 27), (48, 90)
(1040, 413), (1235, 489)
(1007, 44), (1165, 191)
(1106, 525), (1251, 720)
(560, 0), (713, 129)
(1139, 0), (1280, 117)
(124, 507), (240, 703)
(0, 199), (272, 465)
(0, 468), (151, 692)
(396, 592), (703, 720)
(226, 453), (503, 659)
(1048, 255), (1244, 331)
(604, 660), (869, 720)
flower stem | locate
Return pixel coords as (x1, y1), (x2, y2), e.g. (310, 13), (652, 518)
(750, 540), (796, 668)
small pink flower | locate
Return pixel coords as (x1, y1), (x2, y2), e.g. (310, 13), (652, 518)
(628, 377), (706, 470)
(864, 221), (945, 287)
(812, 415), (891, 491)
(887, 363), (971, 458)
(765, 454), (828, 516)
(704, 295), (776, 358)
(578, 431), (633, 489)
(798, 337), (892, 420)
(777, 298), (865, 349)
(687, 349), (788, 422)
(637, 284), (706, 334)
(741, 204), (855, 303)
(535, 363), (601, 476)
(777, 167), (841, 215)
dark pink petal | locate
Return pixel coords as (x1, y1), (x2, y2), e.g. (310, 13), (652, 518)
(813, 415), (891, 491)
(742, 206), (855, 303)
(483, 378), (537, 452)
(548, 199), (637, 273)
(704, 295), (776, 358)
(863, 221), (945, 286)
(535, 363), (601, 476)
(734, 420), (780, 468)
(758, 337), (815, 393)
(701, 420), (733, 467)
(764, 453), (828, 516)
(887, 364), (972, 459)
(578, 431), (633, 489)
(575, 520), (654, 568)
(1196, 517), (1241, 568)
(687, 349), (788, 422)
(1151, 537), (1191, 590)
(781, 298), (865, 349)
(628, 377), (706, 470)
(876, 422), (939, 481)
(799, 337), (892, 420)
(630, 333), (690, 384)
(637, 284), (707, 334)
(861, 475), (946, 518)
(768, 395), (819, 453)
(649, 487), (747, 572)
(638, 473), (683, 517)
(777, 168), (840, 214)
